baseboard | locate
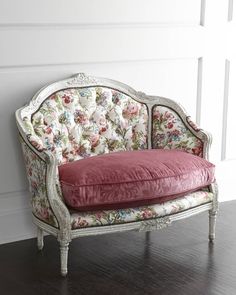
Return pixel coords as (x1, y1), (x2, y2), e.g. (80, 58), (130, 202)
(0, 191), (36, 245)
(0, 207), (36, 244)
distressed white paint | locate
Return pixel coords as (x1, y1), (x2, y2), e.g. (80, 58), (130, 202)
(0, 0), (234, 244)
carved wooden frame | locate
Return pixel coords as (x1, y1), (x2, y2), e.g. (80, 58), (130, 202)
(15, 73), (218, 276)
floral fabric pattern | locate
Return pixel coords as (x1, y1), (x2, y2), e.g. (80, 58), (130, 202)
(23, 87), (148, 164)
(152, 106), (203, 157)
(21, 138), (58, 227)
(70, 190), (213, 229)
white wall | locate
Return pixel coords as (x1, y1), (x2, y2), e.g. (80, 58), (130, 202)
(0, 0), (235, 244)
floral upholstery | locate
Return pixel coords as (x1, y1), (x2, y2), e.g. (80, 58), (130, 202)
(70, 190), (213, 229)
(22, 87), (148, 164)
(19, 84), (211, 231)
(152, 106), (203, 157)
(20, 137), (58, 227)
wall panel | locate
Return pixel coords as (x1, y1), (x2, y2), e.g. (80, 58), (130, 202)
(0, 27), (203, 68)
(0, 0), (201, 25)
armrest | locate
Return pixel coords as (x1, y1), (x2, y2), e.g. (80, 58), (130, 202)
(20, 136), (71, 234)
(151, 101), (211, 160)
(20, 136), (59, 227)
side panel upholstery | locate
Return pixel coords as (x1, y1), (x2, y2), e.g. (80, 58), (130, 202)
(20, 137), (58, 227)
(152, 105), (203, 157)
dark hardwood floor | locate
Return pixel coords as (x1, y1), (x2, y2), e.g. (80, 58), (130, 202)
(0, 201), (235, 295)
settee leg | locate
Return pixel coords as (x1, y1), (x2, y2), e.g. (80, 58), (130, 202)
(209, 210), (217, 243)
(37, 227), (44, 250)
(60, 241), (69, 277)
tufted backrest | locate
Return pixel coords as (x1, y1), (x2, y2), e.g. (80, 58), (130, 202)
(22, 86), (148, 164)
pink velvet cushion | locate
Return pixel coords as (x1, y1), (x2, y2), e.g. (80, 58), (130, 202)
(59, 149), (215, 211)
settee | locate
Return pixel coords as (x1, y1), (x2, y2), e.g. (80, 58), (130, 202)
(15, 73), (218, 276)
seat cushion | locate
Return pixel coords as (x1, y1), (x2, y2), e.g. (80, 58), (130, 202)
(59, 149), (215, 211)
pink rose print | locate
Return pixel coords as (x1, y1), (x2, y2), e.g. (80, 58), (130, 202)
(167, 122), (173, 129)
(153, 110), (161, 120)
(50, 94), (56, 100)
(123, 104), (139, 119)
(62, 94), (71, 104)
(142, 209), (154, 219)
(99, 127), (107, 134)
(40, 208), (49, 220)
(90, 134), (100, 147)
(45, 126), (52, 134)
(192, 146), (203, 157)
(74, 110), (88, 125)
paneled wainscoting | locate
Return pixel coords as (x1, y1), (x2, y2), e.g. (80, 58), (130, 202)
(0, 201), (235, 295)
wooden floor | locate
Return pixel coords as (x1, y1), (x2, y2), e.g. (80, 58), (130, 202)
(0, 201), (235, 295)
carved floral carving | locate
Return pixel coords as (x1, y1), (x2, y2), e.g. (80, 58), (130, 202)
(139, 217), (172, 232)
(66, 73), (98, 86)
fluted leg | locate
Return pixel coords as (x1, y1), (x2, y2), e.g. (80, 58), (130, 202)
(60, 241), (69, 277)
(37, 227), (44, 250)
(209, 210), (217, 243)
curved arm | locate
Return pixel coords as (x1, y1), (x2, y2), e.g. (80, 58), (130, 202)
(17, 113), (71, 236)
(184, 115), (212, 160)
(45, 152), (72, 241)
(18, 131), (71, 241)
(19, 137), (59, 227)
(146, 95), (212, 160)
